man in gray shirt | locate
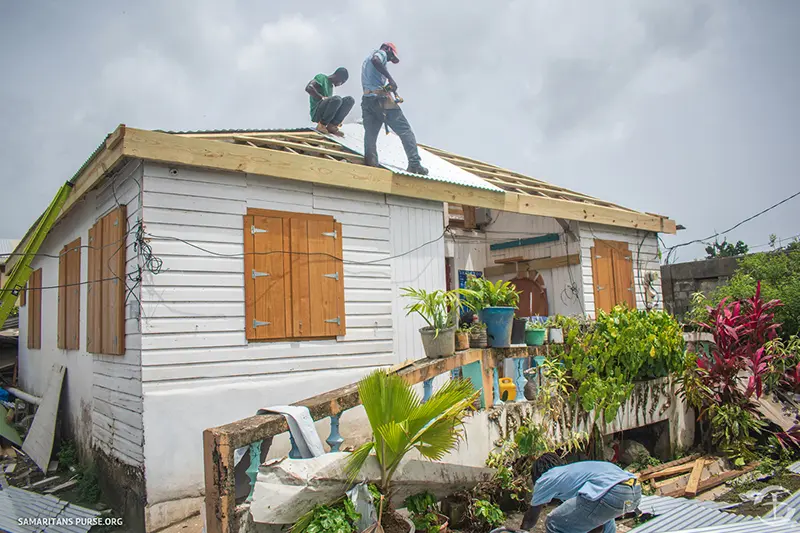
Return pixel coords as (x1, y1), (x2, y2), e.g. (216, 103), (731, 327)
(360, 42), (428, 176)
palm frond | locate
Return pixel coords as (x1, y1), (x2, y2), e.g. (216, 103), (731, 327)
(407, 379), (477, 434)
(358, 370), (420, 430)
(344, 441), (375, 484)
(415, 420), (462, 461)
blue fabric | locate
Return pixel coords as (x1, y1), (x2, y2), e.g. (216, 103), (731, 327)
(531, 461), (635, 506)
(361, 49), (388, 93)
(0, 388), (11, 402)
(544, 483), (642, 533)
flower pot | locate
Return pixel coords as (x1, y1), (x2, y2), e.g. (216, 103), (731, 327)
(479, 307), (516, 348)
(441, 497), (469, 529)
(469, 329), (488, 348)
(455, 330), (470, 351)
(548, 327), (563, 344)
(511, 318), (526, 345)
(523, 366), (543, 400)
(419, 326), (456, 359)
(525, 328), (546, 346)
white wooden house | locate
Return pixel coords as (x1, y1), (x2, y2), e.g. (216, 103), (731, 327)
(10, 125), (676, 531)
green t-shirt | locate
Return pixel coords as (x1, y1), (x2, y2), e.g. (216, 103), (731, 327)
(309, 74), (333, 120)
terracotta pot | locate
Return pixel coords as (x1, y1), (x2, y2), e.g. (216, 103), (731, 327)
(455, 330), (470, 351)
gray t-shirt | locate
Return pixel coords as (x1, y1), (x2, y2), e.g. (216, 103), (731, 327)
(361, 49), (388, 94)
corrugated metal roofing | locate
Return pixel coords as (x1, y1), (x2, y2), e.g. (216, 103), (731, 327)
(649, 518), (800, 533)
(637, 495), (734, 516)
(0, 239), (19, 265)
(763, 488), (800, 522)
(631, 504), (755, 533)
(330, 124), (505, 192)
(0, 485), (101, 533)
(160, 127), (313, 135)
(787, 461), (800, 474)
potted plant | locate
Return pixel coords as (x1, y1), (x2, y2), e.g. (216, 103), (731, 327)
(405, 492), (448, 533)
(511, 317), (527, 345)
(455, 324), (470, 352)
(401, 288), (470, 359)
(546, 316), (564, 344)
(467, 322), (488, 348)
(463, 278), (520, 348)
(525, 320), (546, 346)
(346, 370), (479, 533)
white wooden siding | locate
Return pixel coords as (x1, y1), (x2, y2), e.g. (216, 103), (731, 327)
(578, 222), (663, 317)
(389, 198), (446, 363)
(17, 160), (144, 467)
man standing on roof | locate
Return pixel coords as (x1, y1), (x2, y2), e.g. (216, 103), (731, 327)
(306, 67), (354, 137)
(361, 43), (428, 175)
(520, 453), (641, 533)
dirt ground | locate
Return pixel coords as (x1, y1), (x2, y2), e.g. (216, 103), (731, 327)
(495, 507), (633, 533)
(716, 470), (800, 517)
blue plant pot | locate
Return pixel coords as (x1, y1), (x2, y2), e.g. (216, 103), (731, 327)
(479, 307), (516, 347)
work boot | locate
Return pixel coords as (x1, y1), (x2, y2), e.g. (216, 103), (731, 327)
(406, 163), (429, 175)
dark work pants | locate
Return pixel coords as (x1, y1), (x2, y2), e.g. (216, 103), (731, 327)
(312, 95), (354, 126)
(361, 95), (422, 167)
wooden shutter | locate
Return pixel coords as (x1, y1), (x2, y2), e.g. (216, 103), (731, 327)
(57, 237), (81, 350)
(19, 284), (25, 307)
(87, 206), (126, 355)
(27, 269), (42, 350)
(245, 215), (288, 340)
(611, 246), (636, 308)
(591, 242), (615, 314)
(244, 209), (345, 341)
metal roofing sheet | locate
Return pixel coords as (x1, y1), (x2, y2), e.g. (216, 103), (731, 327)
(631, 505), (755, 533)
(763, 488), (800, 522)
(329, 124), (505, 193)
(787, 461), (800, 474)
(0, 239), (19, 265)
(162, 127), (313, 135)
(649, 518), (800, 533)
(637, 495), (733, 516)
(0, 485), (101, 533)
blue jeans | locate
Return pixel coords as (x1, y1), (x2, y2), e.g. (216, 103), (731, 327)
(361, 95), (422, 167)
(545, 483), (641, 533)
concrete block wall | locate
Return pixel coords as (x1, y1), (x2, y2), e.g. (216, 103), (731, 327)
(661, 256), (741, 320)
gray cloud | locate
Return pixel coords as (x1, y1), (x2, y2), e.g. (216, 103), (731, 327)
(1, 1), (798, 261)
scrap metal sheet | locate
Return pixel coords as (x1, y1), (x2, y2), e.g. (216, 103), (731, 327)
(330, 124), (504, 192)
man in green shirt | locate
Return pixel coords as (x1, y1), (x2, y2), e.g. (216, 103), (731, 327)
(306, 67), (353, 136)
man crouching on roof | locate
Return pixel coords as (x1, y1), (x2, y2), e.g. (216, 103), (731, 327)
(520, 453), (641, 533)
(306, 67), (354, 137)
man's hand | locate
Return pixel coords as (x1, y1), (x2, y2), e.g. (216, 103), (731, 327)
(521, 505), (543, 532)
(386, 79), (398, 92)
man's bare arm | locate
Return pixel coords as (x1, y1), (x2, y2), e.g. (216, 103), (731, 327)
(371, 54), (396, 90)
(305, 80), (325, 100)
(521, 505), (544, 531)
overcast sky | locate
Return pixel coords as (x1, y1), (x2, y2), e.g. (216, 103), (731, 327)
(1, 1), (798, 262)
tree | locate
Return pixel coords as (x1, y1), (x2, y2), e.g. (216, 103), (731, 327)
(705, 239), (749, 259)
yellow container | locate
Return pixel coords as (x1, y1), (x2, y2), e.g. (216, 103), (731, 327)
(498, 377), (516, 402)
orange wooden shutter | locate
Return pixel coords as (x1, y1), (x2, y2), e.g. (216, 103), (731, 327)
(57, 244), (67, 349)
(27, 269), (42, 349)
(611, 247), (636, 308)
(65, 238), (81, 350)
(246, 215), (288, 340)
(289, 218), (311, 338)
(591, 242), (615, 314)
(87, 224), (101, 353)
(306, 217), (344, 337)
(19, 283), (26, 307)
(99, 206), (126, 355)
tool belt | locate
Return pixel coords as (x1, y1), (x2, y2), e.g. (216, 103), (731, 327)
(364, 89), (399, 109)
(619, 478), (638, 487)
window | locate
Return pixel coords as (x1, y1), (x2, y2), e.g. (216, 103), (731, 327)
(590, 239), (636, 313)
(27, 269), (42, 350)
(87, 206), (127, 355)
(58, 238), (81, 350)
(244, 209), (345, 341)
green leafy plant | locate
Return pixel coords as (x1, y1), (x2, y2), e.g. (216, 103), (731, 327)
(401, 288), (471, 337)
(346, 370), (479, 496)
(525, 320), (545, 331)
(294, 499), (360, 533)
(404, 492), (444, 533)
(463, 277), (520, 310)
(710, 403), (767, 466)
(471, 499), (505, 528)
(705, 239), (749, 259)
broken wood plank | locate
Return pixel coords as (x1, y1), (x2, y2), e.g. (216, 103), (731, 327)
(639, 461), (698, 482)
(494, 256), (525, 264)
(684, 459), (707, 496)
(663, 462), (760, 498)
(484, 253), (580, 277)
(26, 475), (61, 489)
(22, 364), (65, 473)
(655, 473), (690, 491)
(637, 454), (701, 478)
(45, 477), (78, 494)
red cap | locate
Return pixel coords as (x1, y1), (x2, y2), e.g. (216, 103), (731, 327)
(383, 42), (399, 62)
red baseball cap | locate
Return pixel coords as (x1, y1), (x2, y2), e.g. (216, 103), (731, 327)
(383, 42), (399, 63)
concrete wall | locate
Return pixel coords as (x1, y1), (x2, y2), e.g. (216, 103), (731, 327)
(661, 256), (741, 320)
(136, 163), (445, 530)
(578, 223), (663, 318)
(17, 160), (146, 528)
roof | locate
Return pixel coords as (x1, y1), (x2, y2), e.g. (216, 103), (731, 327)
(8, 124), (677, 270)
(0, 484), (101, 533)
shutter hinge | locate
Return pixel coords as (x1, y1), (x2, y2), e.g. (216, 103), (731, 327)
(324, 317), (341, 325)
(251, 225), (268, 235)
(597, 285), (605, 291)
(252, 269), (271, 279)
(253, 319), (271, 328)
(323, 272), (339, 281)
(322, 230), (337, 239)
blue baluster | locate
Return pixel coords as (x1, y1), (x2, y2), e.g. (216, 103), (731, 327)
(514, 358), (527, 402)
(492, 368), (502, 405)
(246, 441), (262, 502)
(450, 367), (462, 380)
(288, 434), (301, 459)
(326, 413), (344, 452)
(423, 378), (434, 403)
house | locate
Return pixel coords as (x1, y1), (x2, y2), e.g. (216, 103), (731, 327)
(9, 124), (676, 531)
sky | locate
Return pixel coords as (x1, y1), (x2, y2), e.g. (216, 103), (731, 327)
(0, 0), (798, 262)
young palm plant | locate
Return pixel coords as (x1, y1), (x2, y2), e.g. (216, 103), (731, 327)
(400, 288), (472, 337)
(345, 370), (480, 497)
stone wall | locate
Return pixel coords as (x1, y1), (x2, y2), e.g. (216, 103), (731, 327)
(661, 256), (741, 320)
